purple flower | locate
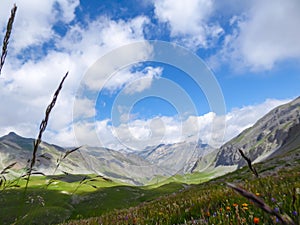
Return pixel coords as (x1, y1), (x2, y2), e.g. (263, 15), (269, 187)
(274, 207), (280, 213)
(271, 197), (276, 202)
(292, 211), (297, 216)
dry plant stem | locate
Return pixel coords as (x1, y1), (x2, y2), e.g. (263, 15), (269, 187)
(53, 146), (81, 175)
(226, 183), (295, 225)
(238, 148), (259, 177)
(24, 72), (69, 192)
(0, 162), (17, 175)
(0, 4), (17, 75)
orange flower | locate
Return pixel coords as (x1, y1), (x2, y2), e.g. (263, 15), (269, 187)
(226, 206), (231, 211)
(253, 217), (260, 224)
(242, 203), (248, 207)
(233, 203), (238, 207)
(206, 211), (210, 217)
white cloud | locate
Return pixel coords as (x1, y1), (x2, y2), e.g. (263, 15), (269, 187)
(223, 98), (291, 141)
(0, 3), (152, 142)
(114, 66), (163, 95)
(214, 0), (300, 71)
(154, 0), (223, 48)
(0, 0), (79, 53)
(69, 98), (292, 149)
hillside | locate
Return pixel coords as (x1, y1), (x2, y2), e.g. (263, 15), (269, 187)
(1, 97), (300, 186)
(214, 97), (300, 168)
(0, 97), (300, 224)
(0, 133), (214, 185)
(63, 144), (300, 225)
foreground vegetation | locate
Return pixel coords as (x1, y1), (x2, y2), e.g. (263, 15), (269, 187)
(0, 147), (298, 225)
(63, 157), (299, 225)
(0, 174), (185, 224)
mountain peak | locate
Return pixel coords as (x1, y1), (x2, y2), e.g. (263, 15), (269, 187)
(7, 131), (19, 137)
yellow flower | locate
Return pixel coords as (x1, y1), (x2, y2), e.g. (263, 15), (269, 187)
(226, 206), (231, 211)
(242, 207), (248, 210)
(242, 203), (248, 207)
(255, 192), (260, 196)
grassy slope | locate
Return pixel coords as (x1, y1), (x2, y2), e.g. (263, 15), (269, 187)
(0, 146), (299, 225)
(0, 174), (185, 225)
(65, 146), (300, 225)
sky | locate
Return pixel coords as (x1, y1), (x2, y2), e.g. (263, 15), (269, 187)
(0, 0), (299, 150)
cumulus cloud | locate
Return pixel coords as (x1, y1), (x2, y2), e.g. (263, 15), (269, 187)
(154, 0), (223, 48)
(52, 98), (291, 149)
(212, 0), (300, 71)
(0, 3), (152, 141)
(0, 0), (79, 53)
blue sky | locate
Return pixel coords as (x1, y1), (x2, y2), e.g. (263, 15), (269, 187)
(0, 0), (299, 150)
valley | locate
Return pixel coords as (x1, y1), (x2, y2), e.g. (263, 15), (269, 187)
(0, 97), (300, 224)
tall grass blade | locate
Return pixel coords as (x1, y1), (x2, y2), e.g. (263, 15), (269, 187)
(24, 72), (69, 191)
(0, 4), (17, 75)
(238, 148), (259, 177)
(0, 162), (17, 174)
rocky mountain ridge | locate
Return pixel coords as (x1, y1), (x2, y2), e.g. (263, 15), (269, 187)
(1, 96), (299, 185)
(0, 132), (212, 185)
(214, 96), (300, 168)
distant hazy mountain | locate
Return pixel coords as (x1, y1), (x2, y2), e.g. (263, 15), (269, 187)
(137, 140), (215, 175)
(1, 97), (299, 185)
(0, 132), (212, 185)
(214, 96), (300, 168)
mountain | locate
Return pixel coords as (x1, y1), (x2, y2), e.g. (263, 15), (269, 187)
(0, 132), (167, 185)
(214, 97), (300, 169)
(0, 131), (214, 185)
(1, 97), (299, 185)
(137, 140), (215, 175)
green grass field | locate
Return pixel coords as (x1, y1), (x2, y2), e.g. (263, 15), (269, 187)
(1, 147), (299, 225)
(0, 174), (186, 224)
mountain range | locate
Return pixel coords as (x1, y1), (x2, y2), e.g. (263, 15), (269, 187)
(0, 96), (299, 185)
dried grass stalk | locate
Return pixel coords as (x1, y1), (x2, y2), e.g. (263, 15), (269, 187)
(1, 162), (17, 174)
(227, 182), (295, 225)
(238, 148), (259, 177)
(0, 4), (17, 75)
(25, 72), (69, 191)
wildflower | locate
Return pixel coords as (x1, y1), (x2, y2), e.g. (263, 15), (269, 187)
(242, 203), (248, 207)
(219, 208), (223, 212)
(292, 211), (297, 216)
(253, 217), (260, 224)
(255, 192), (260, 196)
(233, 203), (238, 207)
(274, 207), (280, 213)
(226, 206), (231, 211)
(242, 207), (248, 210)
(271, 197), (276, 202)
(206, 211), (210, 217)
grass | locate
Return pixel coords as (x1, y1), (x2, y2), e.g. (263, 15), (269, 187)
(0, 175), (185, 224)
(63, 160), (299, 225)
(0, 4), (17, 75)
(1, 152), (299, 225)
